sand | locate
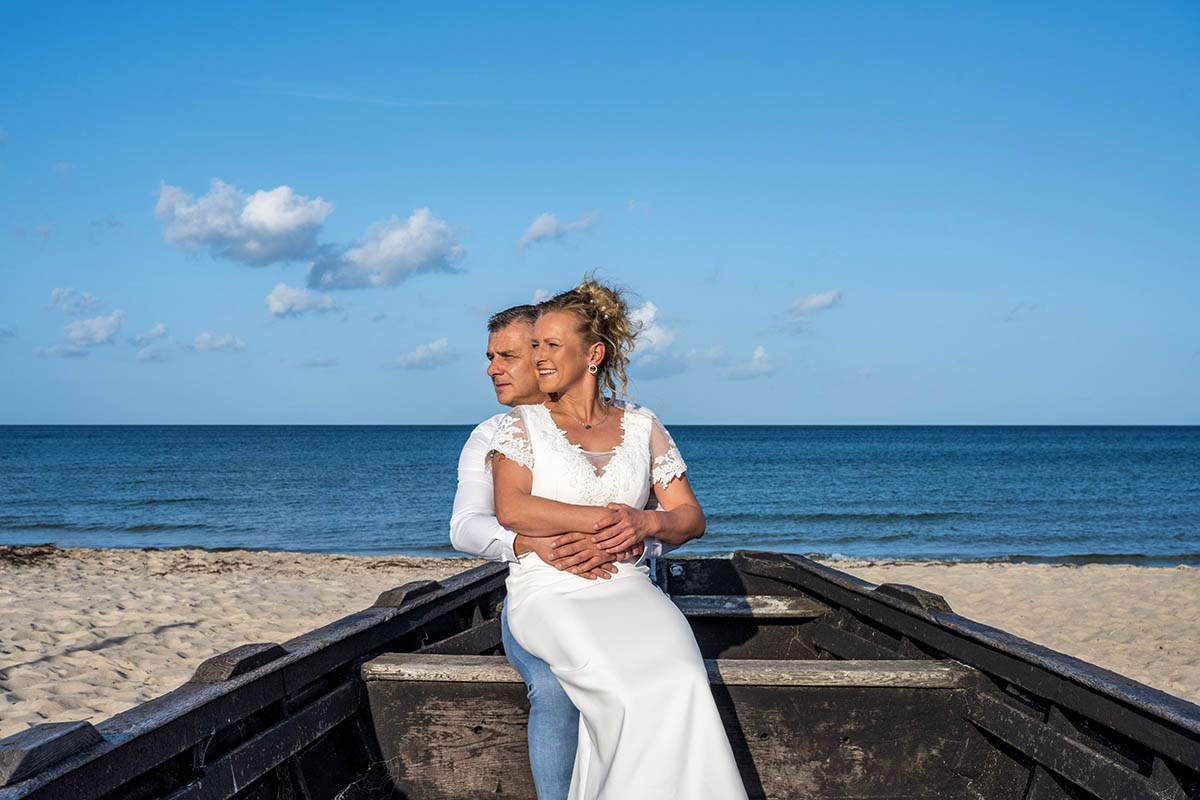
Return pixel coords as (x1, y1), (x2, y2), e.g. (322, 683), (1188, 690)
(1, 546), (1197, 740)
(835, 559), (1200, 704)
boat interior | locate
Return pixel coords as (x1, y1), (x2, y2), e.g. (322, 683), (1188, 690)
(1, 551), (1197, 800)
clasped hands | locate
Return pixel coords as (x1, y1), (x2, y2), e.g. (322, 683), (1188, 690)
(516, 504), (657, 580)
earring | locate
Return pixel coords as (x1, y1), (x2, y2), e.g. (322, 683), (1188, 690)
(587, 364), (598, 375)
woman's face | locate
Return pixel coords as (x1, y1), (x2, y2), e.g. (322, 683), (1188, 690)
(532, 311), (597, 395)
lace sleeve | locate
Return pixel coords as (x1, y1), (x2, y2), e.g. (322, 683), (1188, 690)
(649, 417), (687, 490)
(486, 407), (534, 472)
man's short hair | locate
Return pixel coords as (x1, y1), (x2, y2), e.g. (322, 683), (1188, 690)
(487, 304), (539, 333)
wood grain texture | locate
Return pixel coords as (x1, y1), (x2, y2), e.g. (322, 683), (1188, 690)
(363, 653), (980, 688)
(0, 722), (102, 788)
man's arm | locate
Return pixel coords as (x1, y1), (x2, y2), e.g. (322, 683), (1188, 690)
(449, 419), (519, 563)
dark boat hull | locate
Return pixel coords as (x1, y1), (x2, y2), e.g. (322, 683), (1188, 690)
(1, 552), (1197, 800)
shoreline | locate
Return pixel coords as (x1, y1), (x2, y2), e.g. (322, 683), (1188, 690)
(3, 541), (1197, 569)
(1, 545), (1197, 740)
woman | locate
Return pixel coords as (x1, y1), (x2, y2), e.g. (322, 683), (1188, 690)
(489, 278), (748, 800)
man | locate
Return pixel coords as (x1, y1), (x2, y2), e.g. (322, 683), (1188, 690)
(450, 303), (677, 799)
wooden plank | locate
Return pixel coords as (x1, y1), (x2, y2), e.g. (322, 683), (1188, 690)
(874, 582), (953, 613)
(0, 723), (102, 788)
(189, 643), (288, 684)
(687, 618), (820, 660)
(1024, 765), (1073, 800)
(366, 678), (976, 799)
(363, 654), (979, 688)
(811, 623), (904, 661)
(966, 692), (1180, 800)
(416, 617), (501, 655)
(671, 594), (828, 618)
(161, 681), (360, 800)
(732, 550), (1200, 772)
(0, 561), (508, 800)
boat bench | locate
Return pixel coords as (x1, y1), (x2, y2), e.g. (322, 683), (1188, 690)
(362, 653), (984, 800)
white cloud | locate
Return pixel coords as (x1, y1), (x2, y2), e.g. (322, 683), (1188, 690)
(306, 208), (465, 290)
(533, 288), (552, 302)
(192, 331), (246, 351)
(156, 179), (333, 266)
(389, 337), (455, 370)
(366, 309), (387, 322)
(631, 344), (726, 381)
(518, 212), (598, 248)
(786, 289), (842, 329)
(266, 282), (339, 317)
(49, 288), (103, 315)
(726, 345), (776, 379)
(137, 340), (177, 363)
(630, 301), (676, 355)
(627, 200), (650, 214)
(130, 321), (169, 345)
(131, 323), (178, 360)
(630, 352), (690, 381)
(63, 310), (124, 346)
(36, 343), (87, 358)
(36, 309), (124, 357)
(627, 301), (684, 379)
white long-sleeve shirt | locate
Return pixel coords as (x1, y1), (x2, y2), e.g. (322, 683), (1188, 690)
(449, 408), (677, 566)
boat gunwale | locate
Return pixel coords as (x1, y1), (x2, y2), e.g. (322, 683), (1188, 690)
(0, 561), (509, 799)
(731, 550), (1200, 769)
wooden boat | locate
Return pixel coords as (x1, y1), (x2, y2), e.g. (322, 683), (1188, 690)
(1, 551), (1197, 799)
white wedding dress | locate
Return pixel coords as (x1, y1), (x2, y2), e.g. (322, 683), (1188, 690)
(489, 403), (748, 800)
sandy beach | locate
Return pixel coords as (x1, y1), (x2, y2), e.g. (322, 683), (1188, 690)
(1, 545), (1197, 739)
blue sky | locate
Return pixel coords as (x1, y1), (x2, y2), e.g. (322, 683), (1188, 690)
(2, 1), (1197, 424)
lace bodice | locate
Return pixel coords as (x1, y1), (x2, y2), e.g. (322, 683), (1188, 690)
(488, 403), (687, 508)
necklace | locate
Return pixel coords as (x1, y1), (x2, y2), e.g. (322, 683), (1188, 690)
(553, 401), (609, 430)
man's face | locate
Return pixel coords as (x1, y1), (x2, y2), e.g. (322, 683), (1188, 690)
(486, 322), (543, 407)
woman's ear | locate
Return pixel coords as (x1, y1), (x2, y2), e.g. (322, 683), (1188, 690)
(589, 340), (606, 369)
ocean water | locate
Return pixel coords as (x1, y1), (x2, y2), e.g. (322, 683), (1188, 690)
(1, 426), (1197, 565)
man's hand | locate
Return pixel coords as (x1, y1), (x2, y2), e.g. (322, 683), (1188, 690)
(593, 503), (658, 553)
(548, 532), (643, 578)
(515, 534), (624, 580)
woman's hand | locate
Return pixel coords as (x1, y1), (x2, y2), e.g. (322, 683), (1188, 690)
(593, 503), (659, 553)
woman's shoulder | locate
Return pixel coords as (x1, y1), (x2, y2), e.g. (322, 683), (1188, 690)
(613, 398), (658, 421)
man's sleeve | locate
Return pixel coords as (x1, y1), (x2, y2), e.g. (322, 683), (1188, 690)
(449, 422), (519, 563)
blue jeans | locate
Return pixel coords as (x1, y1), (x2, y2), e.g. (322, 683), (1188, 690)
(501, 601), (579, 800)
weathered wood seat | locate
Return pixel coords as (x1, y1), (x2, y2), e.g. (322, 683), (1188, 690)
(363, 653), (982, 800)
(670, 593), (828, 618)
(670, 593), (831, 659)
(364, 652), (975, 687)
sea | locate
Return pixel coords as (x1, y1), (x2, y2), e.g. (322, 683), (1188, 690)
(1, 426), (1197, 566)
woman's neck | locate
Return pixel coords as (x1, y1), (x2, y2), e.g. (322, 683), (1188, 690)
(550, 384), (606, 426)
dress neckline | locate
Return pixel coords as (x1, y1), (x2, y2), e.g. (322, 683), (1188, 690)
(534, 403), (630, 472)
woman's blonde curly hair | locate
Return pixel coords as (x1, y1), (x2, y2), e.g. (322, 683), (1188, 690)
(537, 275), (641, 403)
